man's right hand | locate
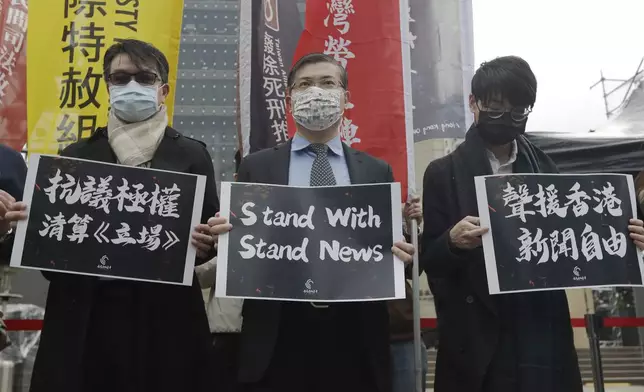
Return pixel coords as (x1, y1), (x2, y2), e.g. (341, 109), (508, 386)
(0, 190), (22, 236)
(448, 216), (489, 250)
(207, 213), (233, 250)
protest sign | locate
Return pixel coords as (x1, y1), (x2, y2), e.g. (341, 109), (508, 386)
(27, 0), (184, 155)
(215, 182), (405, 301)
(10, 154), (206, 286)
(475, 174), (644, 294)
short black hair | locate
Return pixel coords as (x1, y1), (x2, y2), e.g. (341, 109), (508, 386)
(234, 150), (242, 173)
(287, 53), (348, 93)
(103, 39), (170, 84)
(471, 56), (537, 108)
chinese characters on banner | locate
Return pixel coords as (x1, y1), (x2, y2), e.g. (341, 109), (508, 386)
(240, 0), (415, 200)
(26, 0), (184, 155)
(215, 182), (405, 301)
(322, 0), (357, 145)
(0, 0), (28, 151)
(289, 0), (413, 199)
(475, 174), (644, 294)
(10, 155), (206, 285)
(242, 0), (302, 154)
(408, 0), (473, 140)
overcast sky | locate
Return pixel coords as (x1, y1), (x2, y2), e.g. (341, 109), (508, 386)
(472, 0), (644, 134)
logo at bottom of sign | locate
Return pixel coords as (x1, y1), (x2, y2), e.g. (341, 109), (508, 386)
(97, 255), (112, 271)
(303, 278), (318, 295)
(573, 266), (586, 282)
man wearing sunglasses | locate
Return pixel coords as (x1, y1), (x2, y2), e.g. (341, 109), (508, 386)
(420, 56), (644, 392)
(7, 39), (219, 392)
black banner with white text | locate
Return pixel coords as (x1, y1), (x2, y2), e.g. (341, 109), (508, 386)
(215, 182), (405, 301)
(11, 155), (206, 286)
(476, 174), (644, 294)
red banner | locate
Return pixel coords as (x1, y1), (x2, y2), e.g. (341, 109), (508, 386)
(289, 0), (412, 199)
(0, 0), (27, 152)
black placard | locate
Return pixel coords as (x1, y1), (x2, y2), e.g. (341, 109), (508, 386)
(476, 174), (644, 294)
(215, 182), (405, 301)
(11, 155), (206, 286)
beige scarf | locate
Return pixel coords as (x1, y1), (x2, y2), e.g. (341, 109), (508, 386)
(107, 105), (168, 167)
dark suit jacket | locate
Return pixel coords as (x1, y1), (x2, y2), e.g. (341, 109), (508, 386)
(29, 127), (219, 392)
(236, 139), (395, 392)
(420, 133), (582, 392)
(0, 144), (26, 201)
(0, 144), (26, 264)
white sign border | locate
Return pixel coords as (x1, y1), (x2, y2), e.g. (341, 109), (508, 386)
(11, 154), (205, 287)
(215, 181), (406, 302)
(475, 172), (644, 295)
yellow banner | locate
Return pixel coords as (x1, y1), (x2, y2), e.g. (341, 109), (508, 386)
(27, 0), (184, 155)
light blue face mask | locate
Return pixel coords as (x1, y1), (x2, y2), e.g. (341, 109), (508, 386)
(109, 80), (160, 123)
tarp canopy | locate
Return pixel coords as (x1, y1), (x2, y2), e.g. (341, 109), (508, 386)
(526, 132), (644, 176)
(526, 80), (644, 176)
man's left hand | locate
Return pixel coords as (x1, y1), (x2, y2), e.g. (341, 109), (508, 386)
(191, 223), (215, 259)
(629, 219), (644, 250)
(392, 240), (415, 264)
(403, 195), (422, 233)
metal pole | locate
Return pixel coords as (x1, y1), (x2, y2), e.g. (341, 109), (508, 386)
(585, 313), (605, 392)
(411, 219), (423, 392)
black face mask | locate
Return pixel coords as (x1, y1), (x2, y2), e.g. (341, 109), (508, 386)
(477, 112), (527, 146)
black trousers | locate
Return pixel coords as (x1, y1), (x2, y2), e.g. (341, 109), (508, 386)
(241, 303), (376, 392)
(211, 333), (242, 392)
(82, 284), (138, 392)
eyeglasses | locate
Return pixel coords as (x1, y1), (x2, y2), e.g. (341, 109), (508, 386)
(479, 103), (532, 122)
(107, 71), (159, 86)
(291, 78), (343, 91)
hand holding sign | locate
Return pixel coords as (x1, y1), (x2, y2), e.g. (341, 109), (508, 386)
(191, 223), (216, 259)
(629, 219), (644, 250)
(449, 216), (489, 250)
(0, 190), (17, 235)
(392, 240), (414, 264)
(2, 198), (27, 234)
(208, 214), (233, 249)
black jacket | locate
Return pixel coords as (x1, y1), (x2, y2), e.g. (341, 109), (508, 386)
(420, 129), (582, 392)
(0, 144), (25, 201)
(0, 144), (26, 264)
(236, 139), (394, 392)
(29, 127), (219, 392)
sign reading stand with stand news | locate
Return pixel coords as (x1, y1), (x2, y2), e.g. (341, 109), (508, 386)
(215, 182), (406, 302)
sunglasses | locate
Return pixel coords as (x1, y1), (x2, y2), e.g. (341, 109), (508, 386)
(107, 71), (159, 86)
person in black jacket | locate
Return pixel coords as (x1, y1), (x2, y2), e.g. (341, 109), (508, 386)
(207, 53), (416, 392)
(0, 143), (26, 262)
(0, 144), (26, 351)
(420, 56), (644, 392)
(4, 40), (218, 392)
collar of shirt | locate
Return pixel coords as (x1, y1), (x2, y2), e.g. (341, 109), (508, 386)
(291, 132), (344, 157)
(486, 139), (518, 172)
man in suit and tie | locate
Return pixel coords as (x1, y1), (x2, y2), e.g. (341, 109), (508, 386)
(208, 53), (415, 392)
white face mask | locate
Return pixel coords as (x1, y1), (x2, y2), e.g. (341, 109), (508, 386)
(291, 86), (344, 131)
(109, 80), (160, 123)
